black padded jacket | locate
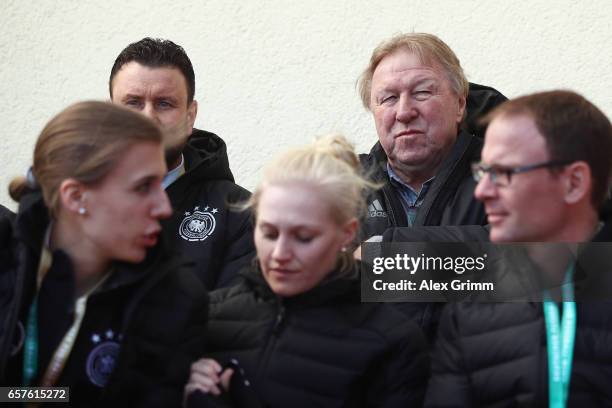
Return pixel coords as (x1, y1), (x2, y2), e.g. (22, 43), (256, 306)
(164, 129), (255, 290)
(190, 265), (430, 408)
(425, 223), (612, 407)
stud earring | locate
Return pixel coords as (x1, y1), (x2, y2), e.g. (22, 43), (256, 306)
(341, 246), (347, 253)
(78, 207), (87, 215)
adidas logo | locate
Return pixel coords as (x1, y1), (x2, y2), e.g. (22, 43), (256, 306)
(368, 199), (387, 218)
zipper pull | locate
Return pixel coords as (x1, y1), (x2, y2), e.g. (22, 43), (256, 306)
(272, 304), (285, 334)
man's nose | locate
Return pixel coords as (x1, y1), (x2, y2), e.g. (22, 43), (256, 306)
(474, 173), (497, 202)
(395, 94), (418, 123)
(142, 103), (160, 124)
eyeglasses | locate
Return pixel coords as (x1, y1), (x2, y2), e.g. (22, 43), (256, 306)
(471, 160), (572, 187)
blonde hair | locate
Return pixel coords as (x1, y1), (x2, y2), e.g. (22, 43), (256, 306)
(9, 101), (162, 217)
(248, 134), (377, 274)
(357, 32), (469, 110)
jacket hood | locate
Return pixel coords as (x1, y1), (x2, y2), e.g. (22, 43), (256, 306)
(462, 82), (508, 139)
(14, 190), (49, 254)
(183, 128), (235, 182)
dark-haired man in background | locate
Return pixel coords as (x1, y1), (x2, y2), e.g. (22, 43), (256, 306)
(110, 38), (254, 289)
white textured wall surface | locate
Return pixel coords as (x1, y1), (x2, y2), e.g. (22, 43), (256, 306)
(1, 0), (611, 209)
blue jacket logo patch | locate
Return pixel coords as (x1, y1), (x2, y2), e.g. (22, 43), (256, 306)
(87, 330), (121, 387)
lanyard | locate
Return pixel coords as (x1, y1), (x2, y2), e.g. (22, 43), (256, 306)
(22, 241), (52, 386)
(22, 240), (109, 387)
(543, 264), (576, 408)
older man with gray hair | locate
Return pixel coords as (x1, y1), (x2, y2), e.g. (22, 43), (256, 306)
(358, 33), (505, 239)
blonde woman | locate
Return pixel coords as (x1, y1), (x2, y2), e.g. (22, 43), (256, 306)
(185, 136), (428, 407)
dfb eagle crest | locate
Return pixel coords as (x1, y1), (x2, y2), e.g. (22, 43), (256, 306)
(179, 205), (218, 241)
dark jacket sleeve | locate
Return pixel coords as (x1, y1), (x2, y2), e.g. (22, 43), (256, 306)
(424, 305), (472, 408)
(144, 270), (209, 407)
(0, 215), (17, 381)
(0, 205), (15, 223)
(366, 322), (430, 407)
(101, 267), (209, 408)
(215, 209), (255, 289)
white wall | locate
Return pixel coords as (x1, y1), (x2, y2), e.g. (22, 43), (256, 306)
(1, 0), (611, 209)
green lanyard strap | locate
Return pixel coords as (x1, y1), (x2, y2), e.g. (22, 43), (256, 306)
(543, 264), (577, 408)
(22, 298), (39, 386)
(22, 242), (109, 387)
(22, 242), (52, 386)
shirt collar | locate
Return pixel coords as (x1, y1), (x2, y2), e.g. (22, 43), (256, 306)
(386, 163), (435, 196)
(162, 154), (186, 189)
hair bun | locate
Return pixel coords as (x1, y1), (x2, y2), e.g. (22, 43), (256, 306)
(312, 134), (360, 171)
(8, 176), (29, 202)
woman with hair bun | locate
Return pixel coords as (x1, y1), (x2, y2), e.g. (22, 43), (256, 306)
(185, 135), (429, 407)
(0, 101), (207, 407)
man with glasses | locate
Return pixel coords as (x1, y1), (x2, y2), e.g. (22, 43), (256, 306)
(425, 90), (612, 406)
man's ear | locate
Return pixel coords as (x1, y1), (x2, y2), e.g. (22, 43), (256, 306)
(187, 100), (198, 133)
(58, 178), (87, 215)
(563, 161), (592, 205)
(456, 94), (467, 125)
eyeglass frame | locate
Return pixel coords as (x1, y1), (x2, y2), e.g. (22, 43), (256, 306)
(471, 160), (573, 186)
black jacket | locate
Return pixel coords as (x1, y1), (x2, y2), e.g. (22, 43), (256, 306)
(359, 129), (486, 344)
(360, 129), (486, 238)
(0, 191), (208, 407)
(164, 129), (255, 290)
(194, 265), (429, 408)
(425, 223), (612, 407)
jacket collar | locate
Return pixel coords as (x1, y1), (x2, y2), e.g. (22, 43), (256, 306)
(241, 264), (360, 308)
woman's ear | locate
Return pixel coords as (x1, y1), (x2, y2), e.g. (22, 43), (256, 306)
(58, 178), (87, 215)
(341, 217), (359, 247)
(563, 161), (592, 205)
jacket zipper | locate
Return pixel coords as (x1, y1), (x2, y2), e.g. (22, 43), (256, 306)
(272, 303), (285, 334)
(256, 300), (285, 379)
(381, 185), (399, 227)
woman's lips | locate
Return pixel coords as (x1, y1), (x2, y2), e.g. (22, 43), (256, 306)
(141, 231), (160, 247)
(268, 268), (298, 278)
